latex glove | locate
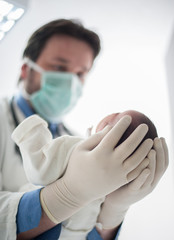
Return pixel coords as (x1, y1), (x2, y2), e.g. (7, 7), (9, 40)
(97, 137), (169, 229)
(40, 115), (153, 224)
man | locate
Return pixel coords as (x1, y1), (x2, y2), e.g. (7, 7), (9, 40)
(0, 19), (168, 240)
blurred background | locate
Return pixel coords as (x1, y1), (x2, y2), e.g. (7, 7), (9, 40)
(0, 0), (174, 239)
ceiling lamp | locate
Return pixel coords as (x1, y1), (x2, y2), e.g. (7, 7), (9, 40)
(0, 0), (27, 41)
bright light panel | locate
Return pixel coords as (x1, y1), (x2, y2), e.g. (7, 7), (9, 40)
(0, 0), (25, 41)
(7, 7), (24, 20)
(0, 1), (13, 16)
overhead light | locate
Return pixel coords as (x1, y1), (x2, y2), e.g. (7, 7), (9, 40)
(1, 19), (14, 32)
(7, 7), (24, 20)
(0, 0), (27, 42)
(0, 1), (13, 16)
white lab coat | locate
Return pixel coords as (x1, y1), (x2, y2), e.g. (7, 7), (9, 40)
(0, 97), (104, 240)
(0, 97), (28, 239)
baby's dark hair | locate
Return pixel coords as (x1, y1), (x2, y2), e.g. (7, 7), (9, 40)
(118, 110), (158, 145)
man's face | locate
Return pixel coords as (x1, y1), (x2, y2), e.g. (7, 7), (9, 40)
(22, 34), (94, 94)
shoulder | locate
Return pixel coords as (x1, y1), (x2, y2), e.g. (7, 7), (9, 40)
(0, 97), (12, 167)
(0, 97), (17, 141)
(0, 97), (10, 124)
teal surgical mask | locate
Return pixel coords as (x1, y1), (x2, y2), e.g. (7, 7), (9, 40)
(24, 58), (83, 123)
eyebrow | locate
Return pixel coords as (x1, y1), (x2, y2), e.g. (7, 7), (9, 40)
(53, 57), (90, 72)
(53, 57), (70, 63)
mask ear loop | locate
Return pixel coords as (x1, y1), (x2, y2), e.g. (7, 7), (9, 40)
(19, 58), (44, 100)
(23, 57), (44, 73)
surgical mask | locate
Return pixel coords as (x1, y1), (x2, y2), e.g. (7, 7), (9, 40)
(24, 58), (83, 123)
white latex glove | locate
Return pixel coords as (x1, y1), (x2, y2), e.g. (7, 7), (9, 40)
(97, 137), (169, 229)
(40, 115), (153, 224)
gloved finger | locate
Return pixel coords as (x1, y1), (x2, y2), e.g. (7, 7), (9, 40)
(161, 137), (169, 169)
(152, 138), (166, 186)
(127, 158), (149, 182)
(97, 115), (132, 151)
(129, 168), (150, 191)
(80, 125), (112, 151)
(123, 138), (153, 173)
(114, 124), (149, 160)
(142, 149), (156, 188)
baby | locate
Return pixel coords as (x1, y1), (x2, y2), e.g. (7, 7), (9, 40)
(96, 110), (158, 145)
(12, 110), (157, 240)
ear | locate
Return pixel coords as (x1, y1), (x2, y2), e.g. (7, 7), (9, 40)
(20, 64), (29, 80)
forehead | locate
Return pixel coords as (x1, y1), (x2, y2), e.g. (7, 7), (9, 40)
(118, 110), (140, 119)
(37, 35), (94, 68)
(105, 110), (139, 125)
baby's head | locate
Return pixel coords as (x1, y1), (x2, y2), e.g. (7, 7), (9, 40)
(96, 110), (158, 145)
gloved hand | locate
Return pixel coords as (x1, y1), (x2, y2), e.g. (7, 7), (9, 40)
(97, 137), (169, 229)
(40, 115), (153, 224)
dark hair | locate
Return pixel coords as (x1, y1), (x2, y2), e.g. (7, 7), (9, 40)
(23, 19), (101, 61)
(119, 112), (158, 144)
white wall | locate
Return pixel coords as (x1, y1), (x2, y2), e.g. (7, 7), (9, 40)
(0, 0), (174, 239)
